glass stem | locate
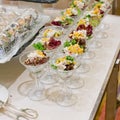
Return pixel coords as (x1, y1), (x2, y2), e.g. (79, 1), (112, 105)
(62, 83), (70, 100)
(47, 61), (53, 79)
(47, 63), (51, 75)
(34, 72), (40, 89)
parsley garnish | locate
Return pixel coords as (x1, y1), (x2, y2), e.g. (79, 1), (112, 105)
(71, 39), (77, 45)
(32, 42), (45, 51)
(51, 64), (57, 69)
(66, 56), (74, 61)
(64, 41), (71, 47)
(77, 9), (81, 16)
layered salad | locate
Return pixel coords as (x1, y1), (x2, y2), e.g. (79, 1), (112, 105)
(77, 18), (93, 38)
(51, 15), (74, 27)
(33, 37), (61, 50)
(70, 0), (88, 10)
(63, 39), (84, 55)
(62, 7), (81, 17)
(51, 55), (77, 71)
(24, 50), (49, 66)
(40, 27), (63, 38)
(83, 0), (111, 27)
(69, 29), (87, 40)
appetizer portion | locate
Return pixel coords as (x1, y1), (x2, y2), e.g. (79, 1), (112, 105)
(51, 55), (77, 71)
(69, 30), (87, 40)
(39, 26), (63, 38)
(24, 50), (49, 66)
(63, 39), (84, 55)
(62, 7), (81, 17)
(77, 18), (93, 38)
(51, 15), (74, 27)
(33, 37), (61, 51)
(83, 0), (111, 27)
(70, 0), (88, 10)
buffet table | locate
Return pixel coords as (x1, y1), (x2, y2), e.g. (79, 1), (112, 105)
(0, 14), (119, 120)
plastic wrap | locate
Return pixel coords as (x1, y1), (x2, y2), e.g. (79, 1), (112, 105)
(0, 6), (50, 63)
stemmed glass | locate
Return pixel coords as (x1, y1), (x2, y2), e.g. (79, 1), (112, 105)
(82, 41), (95, 59)
(68, 21), (95, 60)
(40, 51), (58, 85)
(17, 50), (35, 96)
(35, 26), (64, 85)
(17, 74), (34, 96)
(19, 50), (49, 101)
(46, 53), (83, 107)
(85, 1), (112, 49)
(93, 23), (108, 40)
(32, 36), (62, 85)
(89, 1), (112, 48)
(62, 38), (90, 73)
(94, 11), (112, 40)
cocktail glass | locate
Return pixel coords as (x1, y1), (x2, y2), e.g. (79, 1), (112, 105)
(19, 51), (49, 101)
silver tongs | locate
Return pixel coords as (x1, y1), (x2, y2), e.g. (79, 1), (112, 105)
(0, 100), (38, 120)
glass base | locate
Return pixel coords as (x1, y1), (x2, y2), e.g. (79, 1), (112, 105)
(100, 23), (109, 30)
(66, 75), (84, 89)
(78, 63), (90, 73)
(40, 72), (57, 85)
(95, 32), (108, 39)
(46, 85), (77, 107)
(46, 85), (61, 102)
(56, 93), (77, 107)
(90, 40), (102, 49)
(17, 80), (34, 96)
(28, 87), (46, 101)
(82, 51), (95, 60)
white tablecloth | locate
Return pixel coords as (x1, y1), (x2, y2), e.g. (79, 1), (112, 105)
(0, 14), (120, 120)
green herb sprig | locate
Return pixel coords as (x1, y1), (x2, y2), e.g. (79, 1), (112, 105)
(32, 42), (45, 51)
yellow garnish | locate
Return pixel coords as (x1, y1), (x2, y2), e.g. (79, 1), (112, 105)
(36, 50), (45, 57)
(56, 57), (66, 64)
(64, 8), (72, 16)
(92, 8), (100, 15)
(68, 44), (83, 54)
(43, 29), (53, 37)
(78, 19), (86, 26)
(70, 31), (85, 39)
(41, 37), (49, 42)
(61, 16), (66, 21)
(94, 3), (102, 9)
(74, 1), (77, 5)
(54, 32), (61, 37)
(74, 0), (83, 5)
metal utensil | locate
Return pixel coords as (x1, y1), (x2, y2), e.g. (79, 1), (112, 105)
(0, 100), (38, 120)
(0, 84), (38, 120)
